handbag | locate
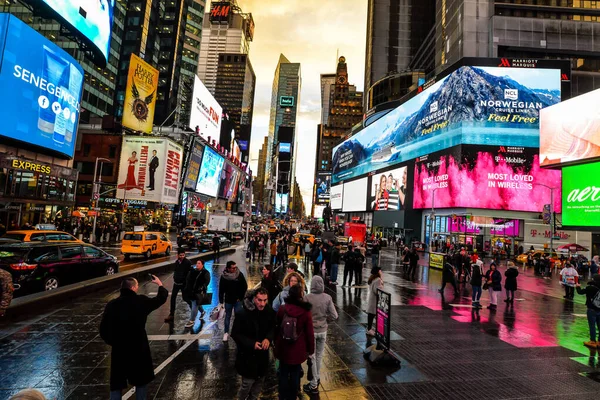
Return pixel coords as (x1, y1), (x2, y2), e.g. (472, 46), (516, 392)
(197, 292), (213, 305)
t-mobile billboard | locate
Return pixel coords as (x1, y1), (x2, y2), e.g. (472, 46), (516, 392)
(332, 65), (561, 184)
(413, 145), (562, 212)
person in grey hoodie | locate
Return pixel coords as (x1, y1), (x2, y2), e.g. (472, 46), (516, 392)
(303, 276), (338, 395)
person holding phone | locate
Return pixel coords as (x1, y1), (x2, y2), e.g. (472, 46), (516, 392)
(100, 275), (168, 400)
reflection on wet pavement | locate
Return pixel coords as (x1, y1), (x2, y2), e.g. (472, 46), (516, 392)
(0, 246), (599, 399)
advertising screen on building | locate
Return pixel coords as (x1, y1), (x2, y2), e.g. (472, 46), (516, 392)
(218, 162), (234, 199)
(332, 66), (561, 184)
(413, 145), (562, 212)
(279, 143), (291, 153)
(562, 162), (600, 227)
(280, 96), (295, 107)
(342, 178), (368, 212)
(368, 166), (408, 211)
(331, 184), (343, 210)
(189, 76), (222, 139)
(116, 137), (183, 204)
(122, 54), (158, 133)
(196, 146), (225, 197)
(540, 88), (600, 167)
(40, 1), (114, 65)
(315, 172), (331, 204)
(0, 14), (84, 159)
(183, 140), (204, 190)
(276, 193), (288, 213)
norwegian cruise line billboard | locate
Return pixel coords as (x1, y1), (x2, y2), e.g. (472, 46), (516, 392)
(332, 65), (561, 184)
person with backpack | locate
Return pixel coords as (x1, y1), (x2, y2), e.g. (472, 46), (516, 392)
(182, 260), (211, 328)
(219, 261), (248, 342)
(275, 285), (315, 400)
(484, 262), (502, 310)
(576, 274), (600, 348)
(232, 287), (276, 400)
(561, 261), (580, 300)
(366, 266), (384, 336)
(303, 276), (338, 395)
(342, 245), (355, 288)
(504, 261), (519, 304)
(273, 271), (306, 312)
(471, 259), (484, 308)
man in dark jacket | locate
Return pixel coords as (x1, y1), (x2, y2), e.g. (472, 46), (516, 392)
(183, 260), (211, 328)
(576, 274), (600, 348)
(232, 287), (276, 400)
(353, 247), (366, 286)
(407, 247), (419, 279)
(342, 245), (355, 287)
(219, 261), (248, 342)
(329, 242), (341, 284)
(100, 276), (168, 399)
(438, 263), (458, 295)
(213, 235), (221, 260)
(165, 249), (192, 322)
(147, 150), (159, 191)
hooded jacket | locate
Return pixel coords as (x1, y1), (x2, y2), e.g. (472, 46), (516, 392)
(576, 275), (600, 311)
(471, 260), (484, 287)
(219, 269), (248, 305)
(272, 285), (290, 312)
(504, 265), (519, 291)
(275, 296), (315, 365)
(231, 290), (276, 379)
(305, 276), (338, 333)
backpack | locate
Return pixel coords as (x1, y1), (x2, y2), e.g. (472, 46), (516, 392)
(281, 310), (299, 342)
(591, 288), (600, 309)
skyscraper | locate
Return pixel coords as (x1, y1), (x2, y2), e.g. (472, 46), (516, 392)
(320, 74), (336, 126)
(254, 136), (269, 214)
(266, 54), (301, 214)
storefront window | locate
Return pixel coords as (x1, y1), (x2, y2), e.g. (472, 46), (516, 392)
(14, 172), (37, 198)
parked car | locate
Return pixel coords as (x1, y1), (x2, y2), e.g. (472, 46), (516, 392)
(2, 230), (82, 243)
(177, 231), (202, 248)
(121, 231), (172, 260)
(0, 242), (119, 295)
(197, 233), (231, 251)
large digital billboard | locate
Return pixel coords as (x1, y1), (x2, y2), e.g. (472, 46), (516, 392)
(196, 146), (225, 197)
(315, 172), (331, 205)
(540, 88), (600, 167)
(122, 54), (158, 133)
(276, 193), (288, 213)
(190, 76), (222, 139)
(342, 178), (368, 212)
(38, 1), (114, 66)
(332, 65), (561, 183)
(183, 140), (204, 190)
(331, 184), (343, 210)
(368, 166), (408, 211)
(0, 14), (84, 159)
(562, 162), (600, 227)
(116, 137), (183, 204)
(413, 145), (562, 212)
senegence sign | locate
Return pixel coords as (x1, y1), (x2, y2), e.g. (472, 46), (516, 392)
(562, 162), (600, 227)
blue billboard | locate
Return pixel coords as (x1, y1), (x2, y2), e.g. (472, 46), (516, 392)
(332, 65), (561, 183)
(276, 193), (288, 213)
(0, 14), (84, 159)
(41, 0), (115, 65)
(279, 142), (291, 153)
(196, 146), (225, 197)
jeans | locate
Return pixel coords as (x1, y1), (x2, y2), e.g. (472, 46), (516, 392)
(110, 386), (147, 400)
(169, 283), (184, 315)
(224, 301), (242, 333)
(371, 254), (379, 268)
(367, 313), (375, 330)
(354, 264), (363, 285)
(343, 264), (353, 286)
(488, 288), (498, 305)
(309, 332), (327, 388)
(188, 299), (204, 321)
(587, 308), (600, 342)
(313, 261), (322, 276)
(505, 289), (515, 301)
(330, 264), (339, 282)
(472, 286), (482, 304)
(278, 363), (302, 400)
(238, 375), (265, 400)
(272, 254), (277, 266)
(565, 285), (575, 299)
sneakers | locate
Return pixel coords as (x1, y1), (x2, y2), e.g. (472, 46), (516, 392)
(303, 383), (319, 395)
(583, 341), (597, 348)
(223, 333), (229, 342)
(366, 329), (375, 336)
(164, 314), (174, 322)
(184, 320), (194, 328)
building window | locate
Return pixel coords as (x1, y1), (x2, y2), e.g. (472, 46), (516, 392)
(83, 144), (91, 157)
(109, 145), (117, 158)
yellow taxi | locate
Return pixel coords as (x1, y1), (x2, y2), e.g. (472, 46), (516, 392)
(516, 250), (562, 268)
(2, 230), (82, 243)
(122, 228), (172, 260)
(293, 233), (315, 244)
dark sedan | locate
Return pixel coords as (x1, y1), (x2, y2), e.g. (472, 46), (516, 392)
(197, 234), (231, 251)
(0, 242), (119, 295)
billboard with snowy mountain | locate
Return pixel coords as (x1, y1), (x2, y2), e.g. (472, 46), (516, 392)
(332, 65), (561, 184)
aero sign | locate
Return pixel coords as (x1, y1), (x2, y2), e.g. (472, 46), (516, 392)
(562, 162), (600, 227)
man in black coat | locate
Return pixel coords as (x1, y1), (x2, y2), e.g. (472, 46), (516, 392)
(407, 247), (419, 279)
(147, 150), (159, 191)
(165, 249), (192, 322)
(100, 276), (168, 399)
(219, 261), (248, 342)
(232, 287), (276, 400)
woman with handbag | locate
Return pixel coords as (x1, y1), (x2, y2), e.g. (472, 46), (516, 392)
(183, 260), (211, 328)
(484, 262), (502, 310)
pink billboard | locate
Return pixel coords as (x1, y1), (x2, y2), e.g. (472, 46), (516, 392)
(413, 145), (562, 212)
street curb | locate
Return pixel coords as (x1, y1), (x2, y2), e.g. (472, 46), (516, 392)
(5, 247), (238, 318)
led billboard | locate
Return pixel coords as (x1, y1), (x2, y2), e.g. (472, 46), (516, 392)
(190, 76), (222, 139)
(540, 88), (600, 167)
(331, 184), (343, 210)
(276, 193), (288, 213)
(218, 162), (234, 199)
(315, 172), (331, 205)
(122, 54), (158, 133)
(116, 137), (183, 204)
(38, 1), (114, 66)
(183, 140), (204, 190)
(196, 146), (225, 197)
(562, 162), (600, 227)
(279, 143), (291, 153)
(342, 178), (368, 212)
(368, 166), (408, 211)
(332, 66), (561, 183)
(0, 14), (84, 159)
(413, 145), (562, 212)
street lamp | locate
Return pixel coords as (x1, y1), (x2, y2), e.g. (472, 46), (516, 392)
(91, 157), (110, 244)
(536, 183), (556, 253)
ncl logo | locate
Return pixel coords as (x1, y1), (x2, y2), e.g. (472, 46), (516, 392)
(504, 89), (518, 100)
(429, 101), (439, 113)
